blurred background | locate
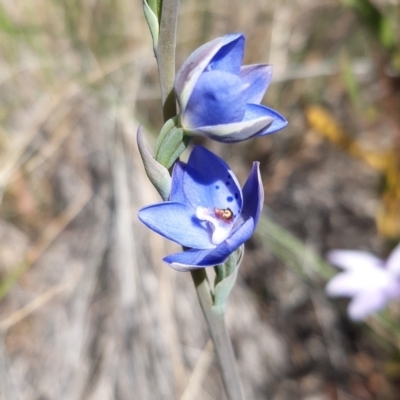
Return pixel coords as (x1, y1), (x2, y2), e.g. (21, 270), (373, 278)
(0, 0), (400, 399)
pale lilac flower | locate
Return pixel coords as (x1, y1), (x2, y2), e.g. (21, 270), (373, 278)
(326, 244), (400, 320)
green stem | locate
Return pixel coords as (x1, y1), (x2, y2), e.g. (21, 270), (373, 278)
(156, 0), (180, 121)
(191, 269), (244, 400)
(154, 3), (243, 396)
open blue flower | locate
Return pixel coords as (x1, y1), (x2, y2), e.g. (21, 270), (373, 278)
(138, 146), (264, 271)
(174, 33), (287, 143)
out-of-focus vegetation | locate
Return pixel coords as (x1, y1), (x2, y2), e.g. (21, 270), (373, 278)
(0, 0), (400, 399)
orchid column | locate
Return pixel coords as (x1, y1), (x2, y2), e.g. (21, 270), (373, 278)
(139, 1), (287, 399)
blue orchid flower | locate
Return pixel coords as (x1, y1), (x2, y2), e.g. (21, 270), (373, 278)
(138, 146), (264, 271)
(174, 33), (287, 143)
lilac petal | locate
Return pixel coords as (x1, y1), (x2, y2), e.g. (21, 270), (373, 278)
(175, 34), (243, 115)
(138, 202), (214, 249)
(241, 162), (263, 225)
(326, 272), (368, 297)
(385, 243), (400, 276)
(165, 218), (255, 271)
(243, 104), (288, 135)
(169, 162), (186, 203)
(206, 34), (245, 75)
(183, 146), (243, 215)
(239, 64), (272, 104)
(348, 290), (389, 321)
(183, 70), (247, 129)
(327, 250), (383, 271)
(326, 265), (391, 297)
(184, 115), (274, 143)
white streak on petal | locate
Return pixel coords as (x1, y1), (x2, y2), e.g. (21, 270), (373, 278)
(184, 116), (273, 143)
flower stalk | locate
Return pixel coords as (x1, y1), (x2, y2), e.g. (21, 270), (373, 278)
(142, 0), (246, 397)
(156, 0), (180, 121)
(191, 269), (244, 400)
(140, 0), (279, 397)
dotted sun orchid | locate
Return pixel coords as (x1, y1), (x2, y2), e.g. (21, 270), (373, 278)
(174, 33), (287, 143)
(326, 244), (400, 321)
(138, 146), (263, 271)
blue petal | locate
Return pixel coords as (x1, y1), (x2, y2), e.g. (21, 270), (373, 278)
(243, 104), (288, 135)
(165, 218), (255, 271)
(183, 70), (247, 129)
(164, 248), (219, 271)
(240, 64), (272, 104)
(169, 162), (186, 203)
(241, 162), (264, 225)
(224, 217), (256, 252)
(175, 33), (243, 115)
(183, 146), (243, 215)
(207, 34), (245, 75)
(138, 202), (214, 249)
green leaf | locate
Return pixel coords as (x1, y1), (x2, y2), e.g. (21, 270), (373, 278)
(143, 0), (160, 48)
(147, 0), (162, 21)
(256, 212), (335, 282)
(155, 117), (192, 170)
(213, 247), (244, 312)
(137, 125), (171, 201)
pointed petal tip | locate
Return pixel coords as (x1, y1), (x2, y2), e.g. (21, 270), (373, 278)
(259, 114), (288, 136)
(224, 32), (245, 43)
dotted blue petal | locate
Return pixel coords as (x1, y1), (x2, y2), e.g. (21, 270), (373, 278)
(182, 146), (243, 216)
(138, 202), (214, 249)
(183, 70), (247, 129)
